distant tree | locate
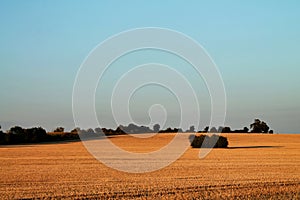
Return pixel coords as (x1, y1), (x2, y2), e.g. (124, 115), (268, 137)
(210, 127), (217, 133)
(250, 119), (261, 132)
(127, 123), (137, 133)
(86, 128), (95, 134)
(153, 124), (160, 132)
(243, 127), (249, 133)
(118, 123), (152, 134)
(101, 128), (108, 135)
(0, 125), (5, 144)
(158, 127), (179, 133)
(0, 132), (5, 144)
(189, 126), (195, 132)
(115, 126), (124, 134)
(140, 126), (152, 133)
(9, 126), (24, 135)
(261, 121), (270, 133)
(7, 126), (25, 143)
(94, 127), (102, 134)
(6, 126), (47, 144)
(54, 127), (64, 132)
(221, 127), (231, 133)
(203, 126), (209, 133)
(269, 130), (274, 134)
(25, 127), (47, 143)
(218, 126), (223, 133)
(71, 127), (80, 134)
(250, 119), (270, 133)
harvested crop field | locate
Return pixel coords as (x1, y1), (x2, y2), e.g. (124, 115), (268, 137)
(0, 134), (299, 199)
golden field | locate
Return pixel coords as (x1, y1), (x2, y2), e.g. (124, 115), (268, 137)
(0, 133), (299, 199)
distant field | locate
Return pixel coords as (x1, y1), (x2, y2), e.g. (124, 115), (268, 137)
(0, 134), (299, 199)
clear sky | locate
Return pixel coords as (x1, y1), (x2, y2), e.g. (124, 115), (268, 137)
(0, 1), (299, 133)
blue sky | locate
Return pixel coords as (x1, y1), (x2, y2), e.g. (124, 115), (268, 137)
(0, 1), (300, 132)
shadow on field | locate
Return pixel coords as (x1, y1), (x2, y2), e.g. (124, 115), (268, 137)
(228, 145), (283, 149)
(0, 140), (79, 148)
(0, 135), (117, 148)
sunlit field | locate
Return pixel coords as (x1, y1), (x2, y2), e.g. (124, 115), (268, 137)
(0, 134), (299, 199)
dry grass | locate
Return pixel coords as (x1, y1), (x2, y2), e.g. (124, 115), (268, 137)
(0, 134), (299, 199)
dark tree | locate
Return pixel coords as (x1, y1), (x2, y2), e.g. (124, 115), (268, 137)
(115, 126), (125, 134)
(7, 126), (25, 143)
(54, 127), (64, 132)
(86, 128), (95, 134)
(9, 126), (24, 135)
(94, 127), (102, 134)
(221, 126), (231, 133)
(218, 126), (223, 133)
(210, 127), (217, 133)
(269, 130), (274, 134)
(158, 127), (180, 133)
(5, 126), (47, 144)
(25, 127), (47, 143)
(71, 127), (80, 133)
(127, 123), (137, 133)
(250, 119), (270, 133)
(243, 127), (249, 133)
(0, 125), (5, 144)
(189, 126), (195, 132)
(261, 121), (270, 133)
(250, 119), (261, 132)
(153, 124), (160, 132)
(203, 126), (209, 133)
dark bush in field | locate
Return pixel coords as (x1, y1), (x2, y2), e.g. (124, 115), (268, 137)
(190, 134), (228, 148)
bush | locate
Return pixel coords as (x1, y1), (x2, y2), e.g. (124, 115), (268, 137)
(190, 134), (228, 148)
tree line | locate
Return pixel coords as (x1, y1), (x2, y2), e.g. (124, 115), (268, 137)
(0, 119), (273, 145)
(0, 125), (80, 145)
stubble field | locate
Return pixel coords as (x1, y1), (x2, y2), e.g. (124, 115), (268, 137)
(0, 133), (299, 199)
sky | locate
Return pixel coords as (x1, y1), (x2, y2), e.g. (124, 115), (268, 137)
(0, 1), (300, 133)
